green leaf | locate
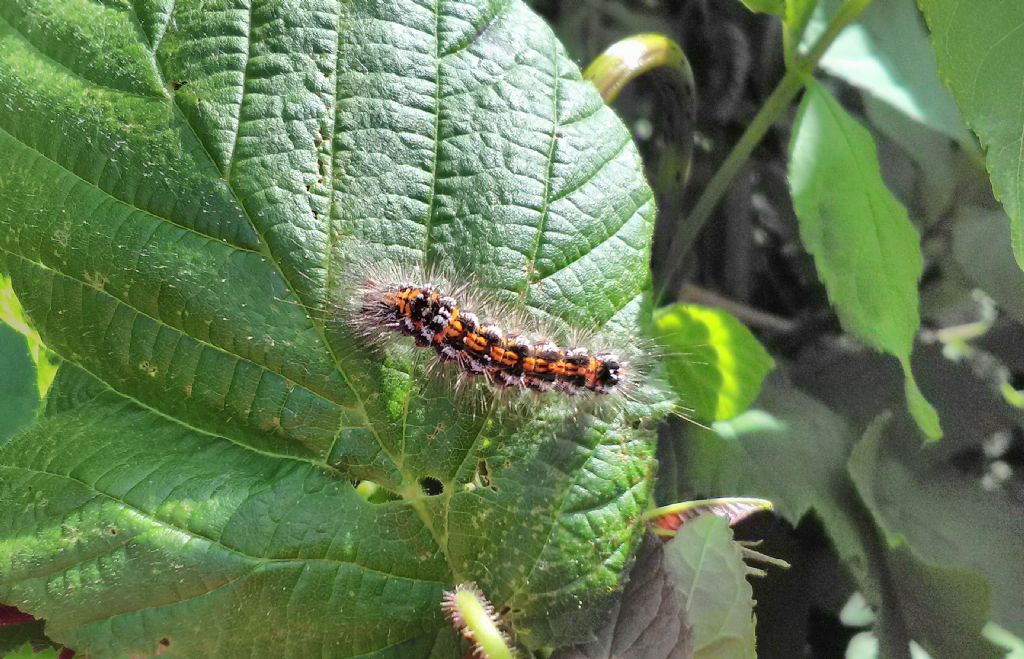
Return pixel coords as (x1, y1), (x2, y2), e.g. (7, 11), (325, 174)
(652, 304), (774, 422)
(849, 413), (1024, 646)
(678, 382), (871, 577)
(790, 340), (1024, 640)
(0, 393), (447, 656)
(0, 0), (662, 655)
(0, 275), (57, 398)
(810, 0), (968, 142)
(4, 642), (61, 659)
(737, 0), (786, 16)
(953, 208), (1024, 324)
(0, 320), (37, 446)
(663, 380), (1002, 658)
(918, 0), (1024, 271)
(552, 535), (694, 659)
(788, 79), (941, 440)
(662, 515), (756, 659)
(847, 416), (1002, 659)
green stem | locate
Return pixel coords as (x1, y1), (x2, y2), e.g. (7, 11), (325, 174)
(659, 0), (873, 297)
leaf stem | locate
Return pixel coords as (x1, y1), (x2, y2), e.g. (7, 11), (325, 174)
(659, 0), (873, 296)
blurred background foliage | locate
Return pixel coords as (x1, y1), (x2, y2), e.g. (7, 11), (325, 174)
(529, 0), (1023, 657)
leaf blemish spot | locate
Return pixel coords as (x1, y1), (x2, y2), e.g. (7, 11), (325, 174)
(474, 459), (497, 491)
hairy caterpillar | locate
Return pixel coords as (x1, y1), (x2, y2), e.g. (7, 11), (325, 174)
(342, 259), (646, 403)
(441, 582), (513, 659)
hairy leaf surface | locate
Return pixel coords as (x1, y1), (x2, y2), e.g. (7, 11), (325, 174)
(0, 0), (660, 655)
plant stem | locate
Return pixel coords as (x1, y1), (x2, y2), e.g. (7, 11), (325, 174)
(664, 72), (803, 264)
(659, 0), (873, 295)
(679, 283), (797, 334)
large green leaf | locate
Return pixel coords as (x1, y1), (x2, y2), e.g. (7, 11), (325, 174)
(1, 392), (455, 656)
(788, 79), (941, 440)
(918, 0), (1024, 271)
(0, 0), (661, 655)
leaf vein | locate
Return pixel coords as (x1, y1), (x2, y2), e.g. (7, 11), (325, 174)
(0, 126), (258, 255)
(0, 461), (444, 586)
(519, 35), (561, 305)
(0, 13), (163, 100)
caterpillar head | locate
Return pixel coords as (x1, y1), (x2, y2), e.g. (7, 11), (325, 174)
(594, 352), (623, 394)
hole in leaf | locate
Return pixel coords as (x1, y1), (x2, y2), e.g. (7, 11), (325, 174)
(108, 527), (117, 535)
(419, 477), (443, 496)
(474, 459), (497, 491)
(352, 480), (401, 504)
(159, 639), (170, 647)
(171, 80), (187, 91)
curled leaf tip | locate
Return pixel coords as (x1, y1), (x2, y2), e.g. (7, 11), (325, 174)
(647, 497), (774, 536)
(441, 583), (515, 659)
(583, 33), (693, 105)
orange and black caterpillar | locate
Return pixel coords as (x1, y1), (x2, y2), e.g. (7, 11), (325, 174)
(359, 282), (624, 395)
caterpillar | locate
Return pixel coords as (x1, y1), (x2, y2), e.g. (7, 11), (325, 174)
(441, 582), (512, 658)
(345, 261), (638, 399)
